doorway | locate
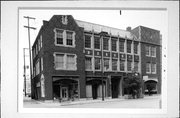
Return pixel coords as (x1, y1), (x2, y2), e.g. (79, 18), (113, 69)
(61, 87), (68, 100)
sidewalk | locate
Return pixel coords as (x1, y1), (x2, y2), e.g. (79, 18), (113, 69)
(24, 94), (161, 107)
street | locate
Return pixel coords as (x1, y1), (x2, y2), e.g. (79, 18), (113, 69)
(24, 95), (161, 109)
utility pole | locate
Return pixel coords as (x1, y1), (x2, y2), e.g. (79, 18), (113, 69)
(24, 16), (36, 99)
(23, 48), (29, 97)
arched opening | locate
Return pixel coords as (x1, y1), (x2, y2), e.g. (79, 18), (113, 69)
(144, 80), (158, 95)
(53, 78), (79, 101)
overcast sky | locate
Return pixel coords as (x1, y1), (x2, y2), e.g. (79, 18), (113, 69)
(18, 9), (168, 80)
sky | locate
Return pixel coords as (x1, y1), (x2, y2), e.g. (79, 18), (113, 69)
(18, 9), (168, 83)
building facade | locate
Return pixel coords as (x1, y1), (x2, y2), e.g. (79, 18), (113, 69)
(31, 15), (161, 101)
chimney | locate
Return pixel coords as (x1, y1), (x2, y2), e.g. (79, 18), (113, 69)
(126, 27), (131, 32)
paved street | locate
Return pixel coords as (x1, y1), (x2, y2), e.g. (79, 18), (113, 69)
(24, 95), (161, 109)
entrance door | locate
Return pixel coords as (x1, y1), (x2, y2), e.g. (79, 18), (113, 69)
(92, 84), (98, 99)
(61, 87), (68, 100)
(111, 78), (120, 98)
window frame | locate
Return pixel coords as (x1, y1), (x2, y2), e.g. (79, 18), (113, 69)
(54, 52), (77, 70)
(145, 45), (151, 57)
(104, 57), (110, 71)
(119, 40), (125, 53)
(84, 34), (92, 49)
(85, 56), (93, 71)
(54, 28), (76, 47)
(127, 61), (132, 72)
(151, 47), (156, 57)
(151, 63), (157, 74)
(94, 57), (101, 71)
(120, 60), (125, 71)
(127, 41), (132, 54)
(111, 38), (117, 52)
(94, 35), (101, 50)
(146, 63), (151, 74)
(103, 37), (110, 51)
(112, 59), (118, 71)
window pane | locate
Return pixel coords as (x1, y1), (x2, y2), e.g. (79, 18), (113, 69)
(127, 41), (131, 53)
(95, 58), (101, 70)
(152, 63), (156, 73)
(127, 61), (132, 71)
(119, 40), (124, 52)
(56, 29), (63, 45)
(120, 61), (125, 71)
(85, 35), (91, 48)
(134, 42), (138, 54)
(55, 54), (64, 69)
(146, 46), (150, 56)
(112, 59), (117, 71)
(67, 55), (75, 70)
(111, 39), (117, 51)
(103, 37), (109, 50)
(94, 36), (100, 49)
(146, 63), (151, 73)
(85, 57), (92, 70)
(151, 47), (156, 57)
(104, 58), (110, 71)
(134, 62), (138, 72)
(66, 31), (73, 46)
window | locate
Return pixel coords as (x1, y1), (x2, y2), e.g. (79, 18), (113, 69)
(94, 36), (100, 49)
(66, 31), (73, 46)
(151, 47), (156, 57)
(127, 41), (132, 53)
(55, 53), (77, 70)
(112, 59), (117, 71)
(146, 63), (151, 73)
(111, 39), (117, 51)
(85, 34), (91, 48)
(35, 60), (40, 75)
(55, 54), (64, 69)
(104, 58), (110, 71)
(85, 57), (92, 70)
(134, 42), (138, 54)
(119, 40), (125, 52)
(95, 58), (101, 70)
(127, 61), (132, 71)
(134, 62), (139, 72)
(120, 61), (125, 71)
(66, 55), (76, 70)
(152, 63), (156, 74)
(36, 44), (38, 55)
(41, 57), (43, 72)
(146, 46), (150, 56)
(103, 37), (109, 50)
(38, 39), (41, 51)
(40, 35), (42, 48)
(56, 29), (64, 45)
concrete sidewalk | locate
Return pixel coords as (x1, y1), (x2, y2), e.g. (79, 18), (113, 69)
(24, 94), (161, 107)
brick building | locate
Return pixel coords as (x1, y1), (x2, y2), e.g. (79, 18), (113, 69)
(31, 15), (161, 101)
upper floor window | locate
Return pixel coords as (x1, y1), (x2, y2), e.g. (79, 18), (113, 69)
(146, 63), (151, 73)
(85, 57), (92, 70)
(111, 39), (117, 52)
(94, 36), (100, 49)
(40, 35), (43, 48)
(119, 40), (125, 52)
(134, 62), (139, 72)
(56, 29), (64, 45)
(84, 34), (91, 48)
(127, 61), (132, 71)
(95, 58), (101, 70)
(35, 59), (40, 76)
(112, 59), (118, 71)
(151, 63), (156, 74)
(120, 61), (125, 71)
(134, 42), (138, 54)
(41, 57), (43, 72)
(66, 31), (73, 46)
(103, 37), (109, 50)
(54, 53), (77, 70)
(127, 41), (132, 53)
(146, 46), (151, 56)
(54, 28), (75, 47)
(104, 58), (110, 71)
(151, 47), (156, 57)
(66, 54), (76, 70)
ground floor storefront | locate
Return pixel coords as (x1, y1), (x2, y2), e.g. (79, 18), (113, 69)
(32, 72), (145, 101)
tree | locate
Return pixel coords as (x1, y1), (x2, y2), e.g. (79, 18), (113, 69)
(146, 82), (156, 96)
(124, 72), (142, 99)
